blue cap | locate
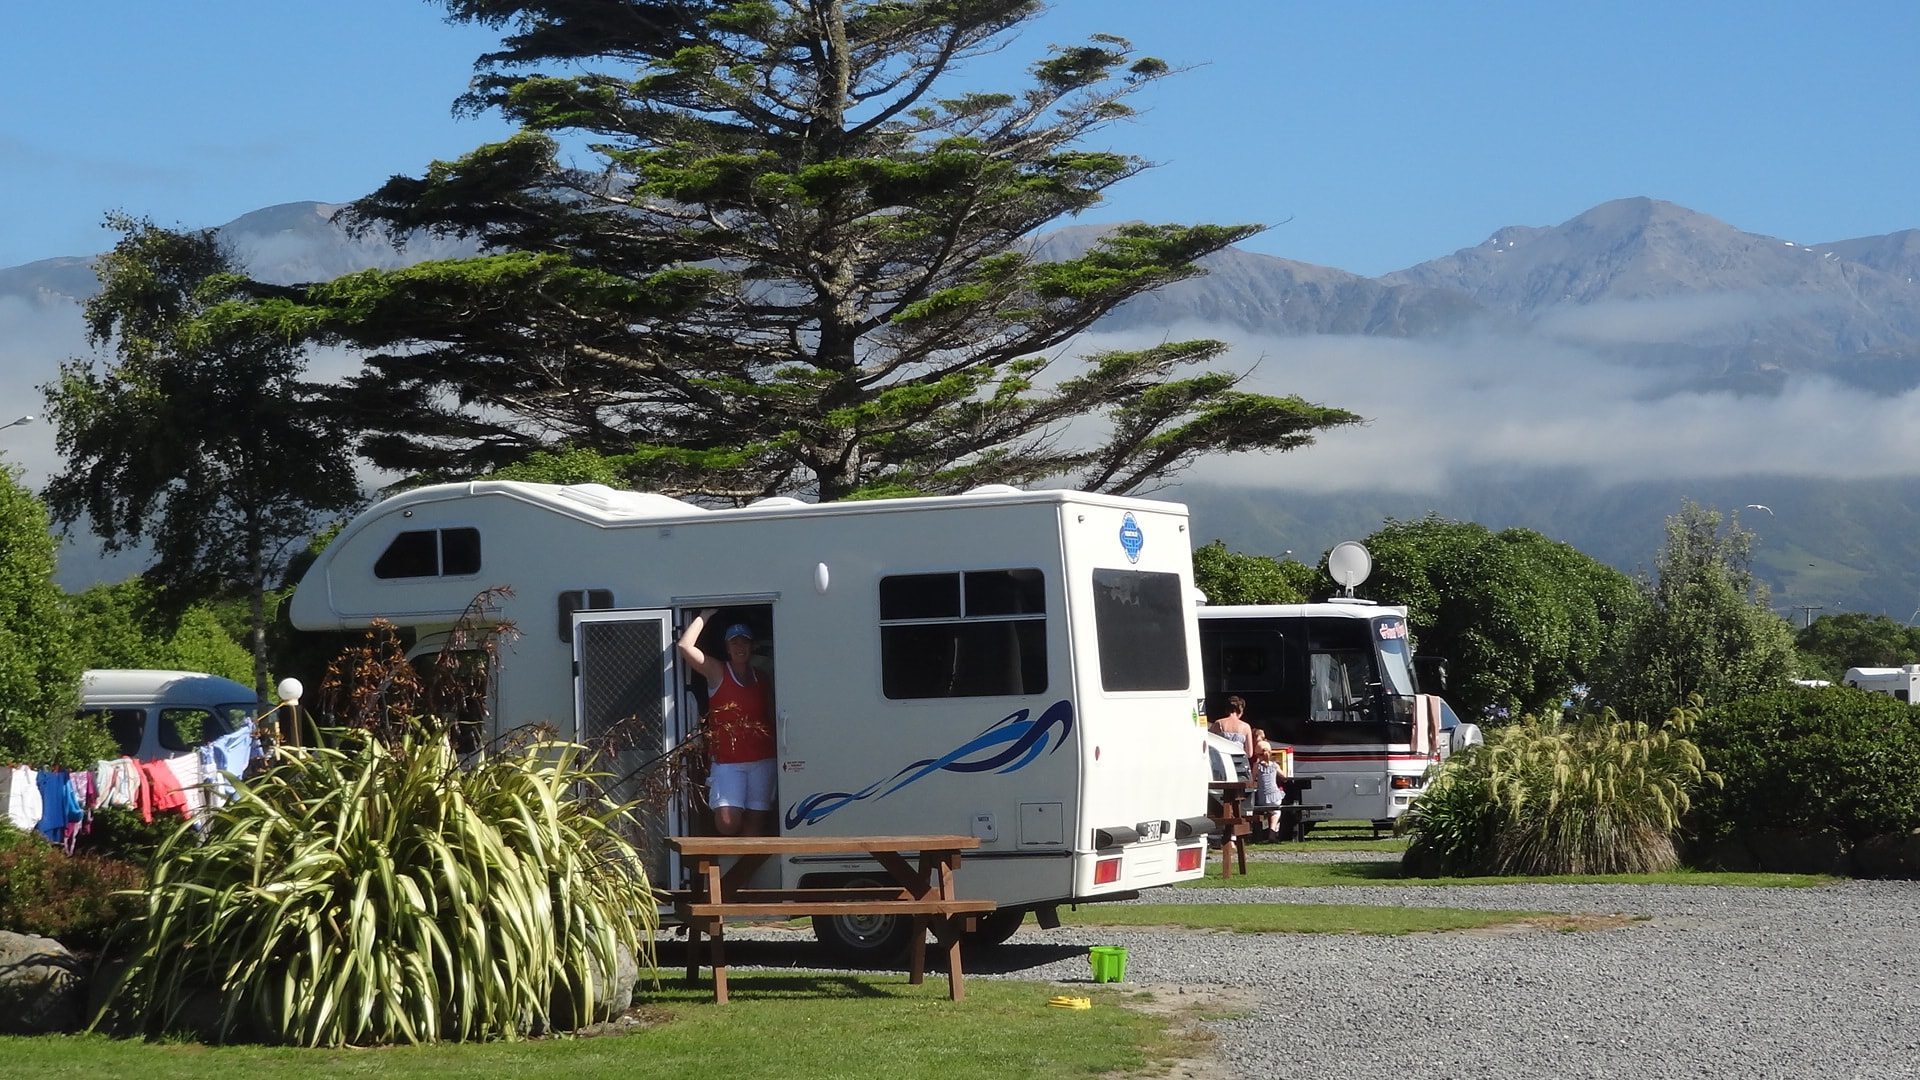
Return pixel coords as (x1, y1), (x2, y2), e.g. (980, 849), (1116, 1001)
(724, 623), (754, 641)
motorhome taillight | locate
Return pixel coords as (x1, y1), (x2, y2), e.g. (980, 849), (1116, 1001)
(1176, 846), (1203, 872)
(1094, 857), (1121, 885)
(1391, 775), (1420, 790)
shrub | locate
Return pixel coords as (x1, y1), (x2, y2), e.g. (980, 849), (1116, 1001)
(1400, 704), (1717, 875)
(99, 731), (657, 1046)
(1692, 687), (1920, 842)
(0, 828), (146, 949)
(81, 805), (185, 867)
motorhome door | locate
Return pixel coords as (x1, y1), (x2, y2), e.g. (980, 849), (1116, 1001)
(571, 609), (679, 890)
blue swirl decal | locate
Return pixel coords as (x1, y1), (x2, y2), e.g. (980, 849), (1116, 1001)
(783, 699), (1074, 830)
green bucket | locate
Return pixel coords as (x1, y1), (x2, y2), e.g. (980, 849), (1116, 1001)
(1088, 945), (1128, 983)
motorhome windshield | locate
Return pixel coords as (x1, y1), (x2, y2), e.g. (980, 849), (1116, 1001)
(1372, 615), (1416, 697)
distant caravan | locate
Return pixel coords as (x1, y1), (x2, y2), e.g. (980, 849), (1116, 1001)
(1843, 665), (1920, 703)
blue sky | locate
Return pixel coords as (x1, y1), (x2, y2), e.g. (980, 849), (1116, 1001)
(4, 1), (1916, 275)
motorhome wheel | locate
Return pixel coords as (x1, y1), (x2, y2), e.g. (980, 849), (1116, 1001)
(811, 876), (914, 963)
(962, 907), (1026, 949)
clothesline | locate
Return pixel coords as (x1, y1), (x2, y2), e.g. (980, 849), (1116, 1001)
(0, 722), (261, 853)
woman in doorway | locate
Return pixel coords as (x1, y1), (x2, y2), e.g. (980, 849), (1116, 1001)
(678, 608), (776, 836)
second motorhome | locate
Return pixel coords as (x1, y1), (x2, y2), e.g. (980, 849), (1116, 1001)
(1196, 601), (1444, 830)
(290, 481), (1213, 957)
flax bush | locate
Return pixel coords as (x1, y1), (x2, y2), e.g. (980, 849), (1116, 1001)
(97, 731), (656, 1045)
(1401, 702), (1718, 876)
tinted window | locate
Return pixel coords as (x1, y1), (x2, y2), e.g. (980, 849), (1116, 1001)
(441, 527), (481, 575)
(880, 570), (1047, 699)
(375, 527), (481, 579)
(1091, 570), (1189, 691)
(375, 530), (440, 578)
(1208, 630), (1284, 693)
(964, 569), (1045, 616)
(557, 588), (616, 643)
(880, 574), (961, 620)
(882, 621), (1048, 698)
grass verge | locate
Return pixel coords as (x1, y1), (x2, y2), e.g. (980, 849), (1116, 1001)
(1060, 902), (1625, 935)
(1177, 861), (1832, 889)
(0, 976), (1188, 1080)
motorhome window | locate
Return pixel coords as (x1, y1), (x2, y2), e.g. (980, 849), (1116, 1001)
(1210, 631), (1284, 693)
(441, 528), (482, 575)
(1090, 569), (1189, 692)
(963, 569), (1045, 616)
(880, 574), (961, 620)
(374, 527), (482, 579)
(879, 569), (1047, 698)
(557, 589), (616, 643)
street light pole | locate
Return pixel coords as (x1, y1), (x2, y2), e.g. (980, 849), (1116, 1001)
(0, 414), (33, 432)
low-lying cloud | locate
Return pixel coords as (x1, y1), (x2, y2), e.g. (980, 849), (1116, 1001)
(1070, 321), (1920, 495)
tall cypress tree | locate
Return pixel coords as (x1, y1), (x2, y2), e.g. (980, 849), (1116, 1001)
(298, 0), (1359, 499)
(43, 217), (360, 707)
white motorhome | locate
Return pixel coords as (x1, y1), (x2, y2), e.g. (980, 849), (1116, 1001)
(290, 481), (1212, 957)
(79, 669), (257, 762)
(1843, 665), (1920, 702)
(1196, 601), (1442, 830)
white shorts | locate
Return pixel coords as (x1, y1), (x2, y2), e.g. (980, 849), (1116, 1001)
(709, 759), (776, 811)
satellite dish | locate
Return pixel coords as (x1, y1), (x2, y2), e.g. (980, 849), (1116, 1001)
(1326, 540), (1372, 596)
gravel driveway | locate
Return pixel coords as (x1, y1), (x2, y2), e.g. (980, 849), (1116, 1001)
(705, 867), (1920, 1079)
(991, 876), (1920, 1080)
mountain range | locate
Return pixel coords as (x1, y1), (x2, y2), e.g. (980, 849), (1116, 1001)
(3, 197), (1916, 618)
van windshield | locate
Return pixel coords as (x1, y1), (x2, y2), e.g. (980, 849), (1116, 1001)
(157, 703), (253, 753)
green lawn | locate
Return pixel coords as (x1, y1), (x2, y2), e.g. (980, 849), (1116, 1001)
(0, 976), (1191, 1080)
(1179, 860), (1831, 890)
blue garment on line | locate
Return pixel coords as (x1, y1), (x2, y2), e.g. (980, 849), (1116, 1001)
(199, 721), (258, 802)
(34, 769), (82, 843)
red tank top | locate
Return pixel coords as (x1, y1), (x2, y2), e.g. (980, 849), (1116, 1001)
(706, 664), (774, 764)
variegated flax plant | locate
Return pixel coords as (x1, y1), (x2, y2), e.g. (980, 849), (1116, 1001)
(96, 598), (658, 1045)
(1400, 698), (1720, 876)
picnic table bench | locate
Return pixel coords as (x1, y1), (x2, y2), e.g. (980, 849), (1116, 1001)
(667, 834), (995, 1004)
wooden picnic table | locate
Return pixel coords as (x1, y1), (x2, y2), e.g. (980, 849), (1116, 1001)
(1208, 780), (1254, 878)
(667, 834), (995, 1004)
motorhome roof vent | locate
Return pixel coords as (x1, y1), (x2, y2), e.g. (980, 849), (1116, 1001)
(960, 484), (1023, 496)
(554, 484), (704, 519)
(746, 496), (809, 508)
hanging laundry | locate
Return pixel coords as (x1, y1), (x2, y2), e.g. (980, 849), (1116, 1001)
(93, 756), (141, 810)
(63, 771), (94, 853)
(35, 770), (82, 844)
(3, 765), (43, 832)
(198, 722), (258, 809)
(136, 758), (188, 823)
(161, 751), (206, 822)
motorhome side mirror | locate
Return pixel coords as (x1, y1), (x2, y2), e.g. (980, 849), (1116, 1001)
(1415, 655), (1449, 694)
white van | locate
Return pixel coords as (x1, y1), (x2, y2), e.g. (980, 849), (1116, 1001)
(289, 481), (1214, 958)
(79, 669), (257, 761)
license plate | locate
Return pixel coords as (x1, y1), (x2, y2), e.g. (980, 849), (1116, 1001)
(1140, 820), (1163, 841)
